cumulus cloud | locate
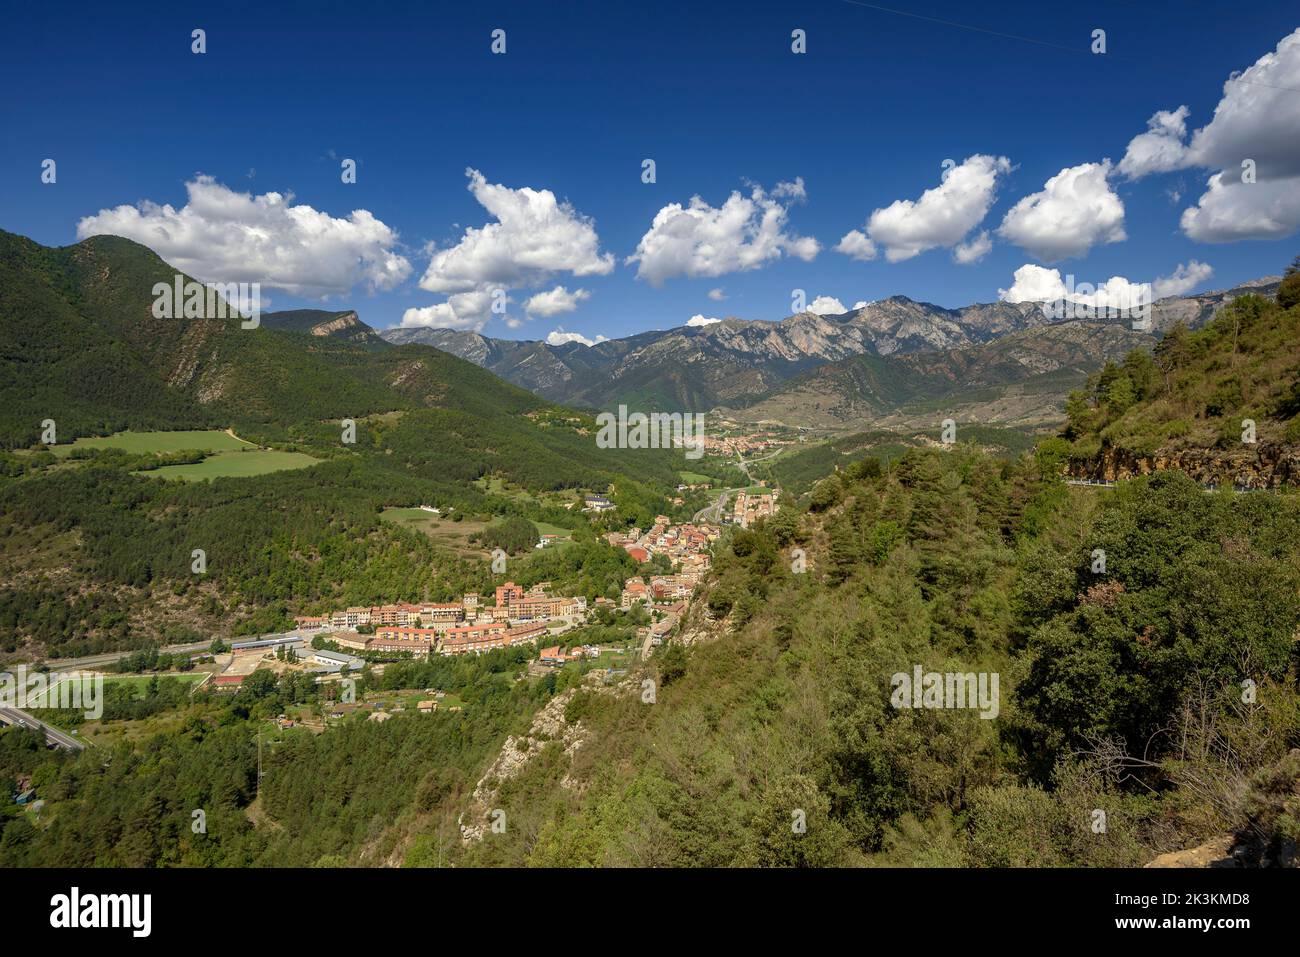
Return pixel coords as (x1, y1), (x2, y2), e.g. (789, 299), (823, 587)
(1152, 260), (1214, 298)
(686, 314), (722, 327)
(838, 155), (1011, 263)
(999, 261), (1212, 309)
(627, 181), (820, 285)
(1119, 30), (1300, 242)
(76, 175), (412, 296)
(1179, 169), (1300, 244)
(403, 169), (613, 329)
(808, 295), (848, 315)
(1118, 106), (1192, 178)
(707, 287), (727, 301)
(545, 327), (606, 347)
(852, 300), (872, 310)
(953, 230), (993, 264)
(998, 161), (1126, 262)
(835, 229), (878, 261)
(525, 285), (590, 318)
(401, 289), (505, 331)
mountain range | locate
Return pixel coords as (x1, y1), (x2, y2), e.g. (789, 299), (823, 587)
(381, 277), (1282, 429)
(0, 229), (684, 494)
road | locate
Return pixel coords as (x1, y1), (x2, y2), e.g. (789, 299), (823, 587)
(1065, 478), (1277, 495)
(0, 707), (86, 750)
(39, 627), (317, 673)
(693, 488), (736, 523)
(41, 639), (214, 672)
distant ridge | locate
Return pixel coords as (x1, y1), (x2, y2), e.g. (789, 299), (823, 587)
(381, 278), (1282, 418)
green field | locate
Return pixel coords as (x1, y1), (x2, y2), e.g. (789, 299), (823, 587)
(51, 429), (252, 457)
(139, 449), (320, 481)
(678, 471), (713, 485)
(25, 672), (210, 707)
(379, 507), (491, 557)
(102, 673), (210, 697)
(534, 522), (573, 538)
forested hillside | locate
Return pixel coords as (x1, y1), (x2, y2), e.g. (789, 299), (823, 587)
(0, 231), (714, 658)
(9, 441), (1296, 867)
(1063, 260), (1300, 483)
(442, 448), (1300, 867)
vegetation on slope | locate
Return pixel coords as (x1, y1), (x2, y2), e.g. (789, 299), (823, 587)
(1063, 259), (1300, 462)
(446, 448), (1300, 867)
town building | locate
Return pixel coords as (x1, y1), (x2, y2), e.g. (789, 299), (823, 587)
(368, 638), (435, 657)
(310, 649), (365, 673)
(621, 579), (649, 610)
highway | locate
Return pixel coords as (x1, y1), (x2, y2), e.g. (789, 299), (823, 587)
(0, 707), (87, 750)
(42, 639), (214, 672)
(1064, 477), (1277, 495)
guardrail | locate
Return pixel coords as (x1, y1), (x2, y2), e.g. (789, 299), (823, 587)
(1064, 478), (1279, 495)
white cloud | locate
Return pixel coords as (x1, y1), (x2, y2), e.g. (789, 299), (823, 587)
(852, 300), (871, 310)
(76, 175), (412, 296)
(998, 161), (1126, 262)
(771, 177), (809, 201)
(546, 327), (606, 347)
(840, 155), (1011, 263)
(1119, 30), (1300, 243)
(404, 169), (613, 329)
(999, 261), (1212, 309)
(835, 229), (878, 262)
(686, 314), (722, 327)
(401, 289), (505, 331)
(1152, 260), (1214, 299)
(524, 285), (590, 318)
(1180, 169), (1300, 244)
(808, 295), (847, 315)
(999, 264), (1070, 304)
(953, 230), (993, 264)
(707, 287), (727, 301)
(1118, 106), (1192, 178)
(627, 181), (820, 285)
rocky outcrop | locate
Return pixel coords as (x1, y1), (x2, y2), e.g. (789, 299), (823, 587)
(1071, 443), (1300, 489)
(459, 684), (608, 843)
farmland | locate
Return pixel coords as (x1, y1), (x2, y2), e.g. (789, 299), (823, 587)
(139, 449), (321, 481)
(50, 429), (252, 457)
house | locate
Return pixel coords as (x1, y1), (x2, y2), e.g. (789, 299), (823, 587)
(342, 606), (373, 629)
(417, 700), (437, 713)
(332, 632), (371, 651)
(375, 626), (442, 643)
(583, 495), (614, 512)
(495, 582), (525, 607)
(417, 602), (465, 624)
(293, 615), (328, 630)
(368, 638), (434, 657)
(621, 579), (649, 610)
(368, 711), (391, 724)
(537, 645), (581, 666)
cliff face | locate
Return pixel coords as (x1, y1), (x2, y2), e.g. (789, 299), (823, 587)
(1072, 443), (1300, 489)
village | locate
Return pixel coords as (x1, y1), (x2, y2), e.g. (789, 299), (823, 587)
(208, 566), (703, 693)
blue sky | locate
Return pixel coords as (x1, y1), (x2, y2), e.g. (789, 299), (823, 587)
(2, 0), (1298, 344)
